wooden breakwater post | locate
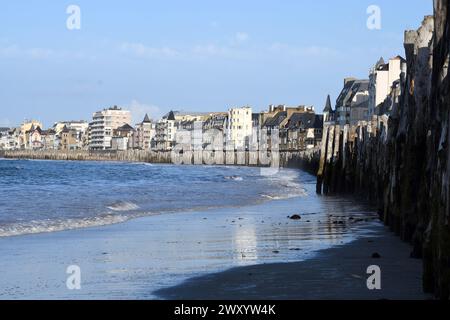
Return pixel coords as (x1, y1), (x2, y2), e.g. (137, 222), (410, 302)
(317, 125), (338, 195)
(316, 124), (361, 195)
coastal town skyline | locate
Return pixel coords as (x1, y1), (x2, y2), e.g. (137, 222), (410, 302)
(0, 0), (432, 127)
(0, 47), (406, 155)
(1, 0), (450, 304)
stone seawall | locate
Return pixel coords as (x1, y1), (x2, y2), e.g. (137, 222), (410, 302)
(1, 149), (172, 163)
(0, 148), (320, 174)
(317, 1), (449, 299)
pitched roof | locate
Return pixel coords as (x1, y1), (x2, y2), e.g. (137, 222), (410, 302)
(26, 125), (42, 134)
(323, 95), (333, 113)
(346, 80), (369, 106)
(117, 123), (134, 131)
(142, 114), (152, 123)
(336, 79), (356, 107)
(391, 55), (406, 62)
(286, 112), (316, 130)
(263, 111), (287, 127)
(375, 57), (385, 68)
(41, 129), (56, 135)
(336, 79), (369, 108)
(61, 126), (71, 133)
(167, 111), (176, 121)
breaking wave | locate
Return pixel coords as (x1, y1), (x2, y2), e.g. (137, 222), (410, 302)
(107, 201), (140, 212)
(262, 169), (307, 198)
(224, 176), (244, 181)
(0, 214), (136, 238)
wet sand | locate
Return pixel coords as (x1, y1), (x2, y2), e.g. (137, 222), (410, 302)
(155, 224), (430, 300)
(0, 167), (428, 300)
(0, 193), (384, 300)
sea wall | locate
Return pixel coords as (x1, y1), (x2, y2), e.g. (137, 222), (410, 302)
(1, 149), (173, 163)
(0, 148), (320, 173)
(317, 1), (449, 298)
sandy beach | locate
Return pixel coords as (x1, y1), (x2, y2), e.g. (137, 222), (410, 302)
(155, 224), (429, 300)
(0, 190), (428, 300)
(0, 159), (428, 300)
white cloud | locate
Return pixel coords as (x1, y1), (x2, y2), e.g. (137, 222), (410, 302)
(28, 48), (54, 59)
(234, 32), (249, 44)
(0, 44), (54, 59)
(120, 42), (180, 59)
(0, 44), (19, 57)
(126, 100), (162, 124)
(0, 43), (96, 61)
(192, 44), (230, 56)
(269, 43), (340, 58)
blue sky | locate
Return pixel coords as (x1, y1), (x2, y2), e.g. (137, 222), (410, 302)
(0, 0), (433, 127)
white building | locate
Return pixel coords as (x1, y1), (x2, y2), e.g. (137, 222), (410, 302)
(134, 114), (156, 150)
(2, 128), (20, 150)
(0, 127), (10, 150)
(89, 106), (131, 150)
(227, 106), (253, 148)
(368, 56), (406, 119)
(154, 111), (177, 151)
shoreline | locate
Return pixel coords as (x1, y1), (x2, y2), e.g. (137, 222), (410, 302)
(154, 223), (429, 300)
(0, 190), (384, 299)
(0, 159), (428, 300)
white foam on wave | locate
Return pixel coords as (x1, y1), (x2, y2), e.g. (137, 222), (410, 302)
(0, 214), (132, 238)
(224, 176), (243, 181)
(107, 201), (140, 212)
(132, 162), (154, 167)
(261, 193), (305, 201)
(261, 169), (307, 198)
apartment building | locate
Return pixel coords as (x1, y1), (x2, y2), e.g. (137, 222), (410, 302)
(154, 111), (177, 151)
(227, 106), (252, 149)
(335, 78), (370, 126)
(368, 56), (407, 119)
(88, 106), (131, 150)
(134, 114), (155, 150)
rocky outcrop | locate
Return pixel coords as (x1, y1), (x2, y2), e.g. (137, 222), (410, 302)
(317, 1), (449, 298)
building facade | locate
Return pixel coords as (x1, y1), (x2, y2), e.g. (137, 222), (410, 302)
(335, 78), (370, 126)
(368, 56), (407, 119)
(54, 121), (89, 150)
(18, 120), (43, 149)
(154, 111), (177, 151)
(59, 127), (79, 151)
(88, 106), (131, 150)
(0, 128), (10, 150)
(26, 125), (43, 150)
(111, 124), (135, 151)
(227, 106), (252, 149)
(134, 114), (155, 150)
